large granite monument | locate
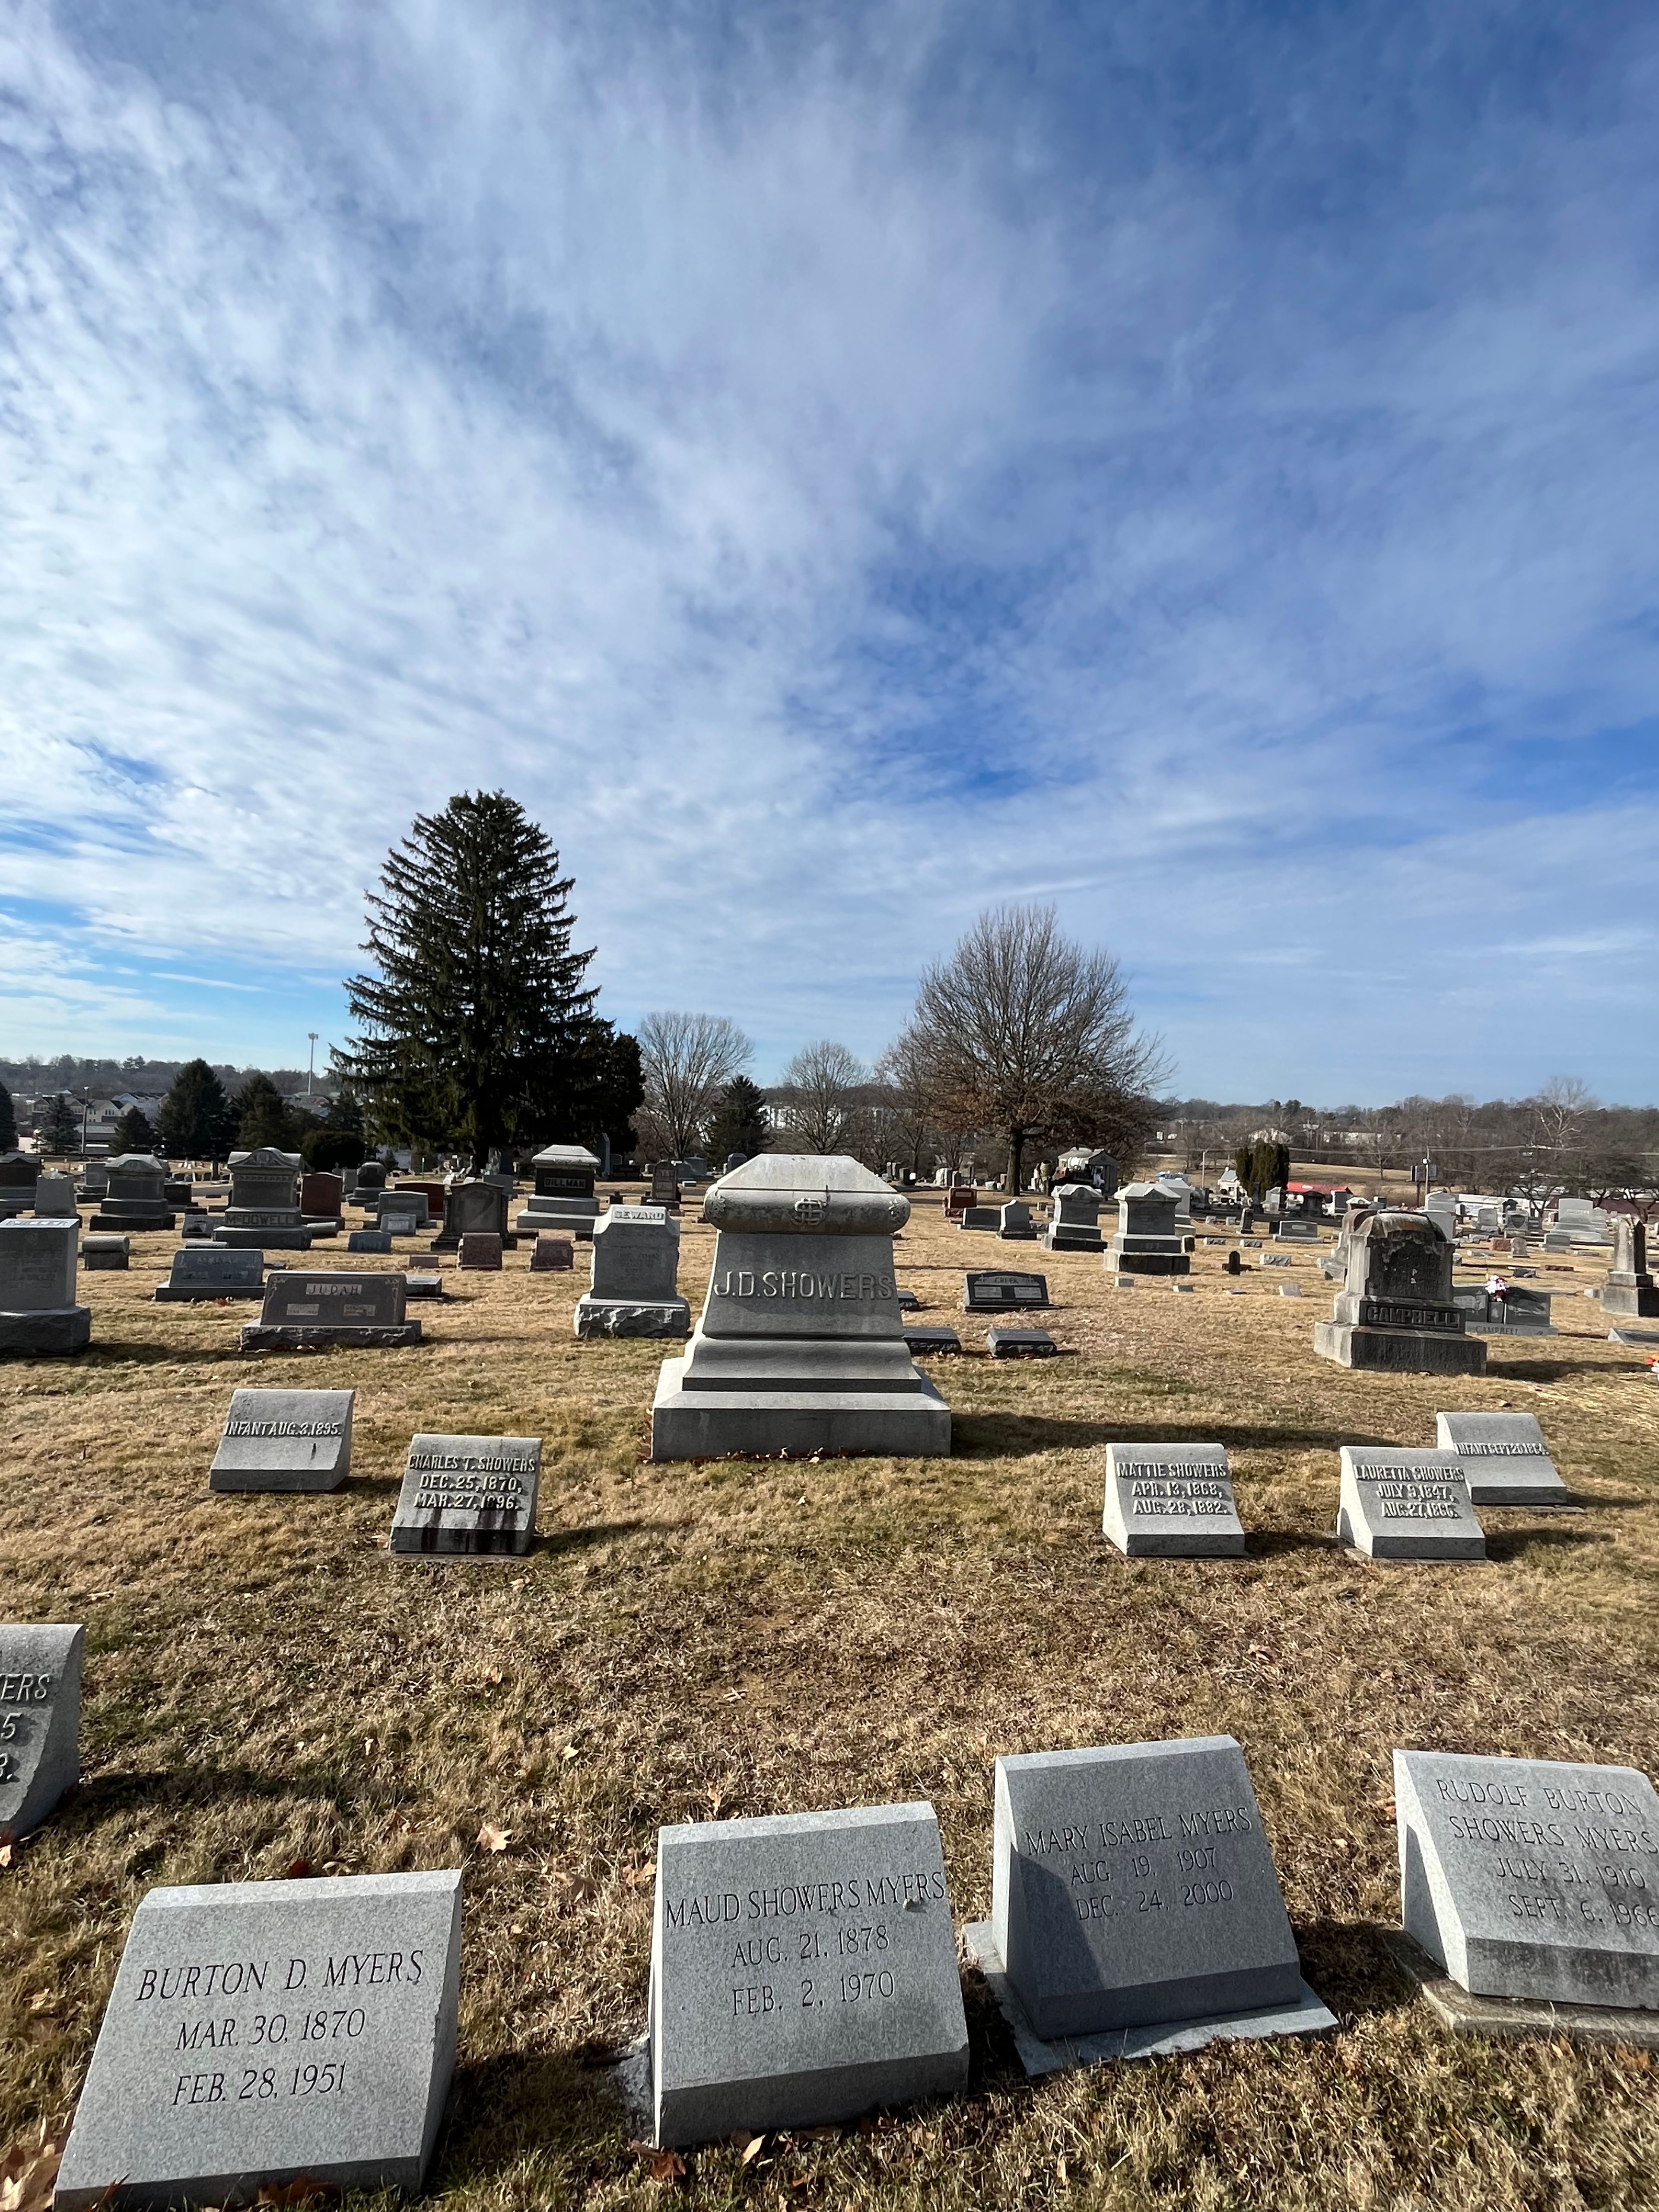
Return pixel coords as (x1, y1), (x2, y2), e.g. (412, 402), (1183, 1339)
(650, 1155), (950, 1460)
(515, 1145), (601, 1240)
(1104, 1184), (1193, 1278)
(1602, 1217), (1659, 1321)
(1041, 1185), (1104, 1252)
(90, 1154), (174, 1234)
(0, 1220), (90, 1354)
(1313, 1212), (1486, 1375)
(216, 1149), (311, 1250)
(574, 1205), (690, 1338)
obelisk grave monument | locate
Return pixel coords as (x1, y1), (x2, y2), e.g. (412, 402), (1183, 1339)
(650, 1154), (950, 1460)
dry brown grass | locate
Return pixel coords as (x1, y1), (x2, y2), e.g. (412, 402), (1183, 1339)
(3, 1195), (1658, 2211)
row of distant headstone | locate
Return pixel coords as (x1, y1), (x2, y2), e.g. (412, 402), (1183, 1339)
(9, 1643), (1656, 2204)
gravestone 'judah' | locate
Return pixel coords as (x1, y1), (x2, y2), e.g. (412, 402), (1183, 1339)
(240, 1271), (421, 1351)
(1103, 1445), (1246, 1557)
(156, 1247), (264, 1302)
(1104, 1184), (1193, 1278)
(1433, 1413), (1569, 1506)
(210, 1389), (354, 1493)
(651, 1156), (950, 1460)
(1337, 1447), (1486, 1560)
(966, 1738), (1332, 2066)
(1602, 1217), (1659, 1320)
(391, 1435), (539, 1556)
(650, 1801), (967, 2145)
(964, 1271), (1050, 1313)
(1314, 1212), (1485, 1374)
(0, 1623), (82, 1841)
(1395, 1749), (1659, 2010)
(53, 1869), (462, 2211)
(574, 1205), (690, 1338)
(515, 1145), (602, 1240)
(0, 1219), (91, 1354)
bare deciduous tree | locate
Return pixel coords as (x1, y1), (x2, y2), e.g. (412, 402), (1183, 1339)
(637, 1011), (752, 1160)
(773, 1040), (870, 1155)
(889, 904), (1168, 1191)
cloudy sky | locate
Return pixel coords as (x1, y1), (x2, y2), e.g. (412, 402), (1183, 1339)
(3, 0), (1656, 1102)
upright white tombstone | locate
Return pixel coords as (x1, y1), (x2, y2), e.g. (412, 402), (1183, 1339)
(1433, 1413), (1569, 1505)
(0, 1219), (90, 1354)
(1102, 1445), (1246, 1557)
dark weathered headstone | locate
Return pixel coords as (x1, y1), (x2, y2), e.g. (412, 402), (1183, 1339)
(988, 1328), (1057, 1358)
(1104, 1185), (1192, 1278)
(53, 1869), (462, 2212)
(0, 1220), (90, 1354)
(964, 1271), (1050, 1313)
(217, 1149), (308, 1249)
(1314, 1212), (1485, 1375)
(155, 1247), (264, 1302)
(966, 1738), (1331, 2063)
(457, 1233), (503, 1271)
(32, 1174), (79, 1219)
(903, 1326), (962, 1355)
(240, 1271), (420, 1351)
(92, 1154), (175, 1233)
(1042, 1185), (1103, 1253)
(352, 1161), (388, 1202)
(347, 1229), (394, 1253)
(650, 1802), (967, 2145)
(390, 1435), (539, 1556)
(944, 1185), (977, 1223)
(1395, 1750), (1659, 2008)
(0, 1151), (39, 1220)
(299, 1172), (344, 1226)
(1337, 1447), (1485, 1560)
(958, 1205), (1000, 1232)
(574, 1205), (689, 1338)
(81, 1234), (130, 1271)
(998, 1201), (1038, 1242)
(432, 1179), (514, 1252)
(403, 1272), (444, 1301)
(530, 1235), (574, 1273)
(648, 1161), (680, 1211)
(0, 1623), (82, 1841)
(1433, 1413), (1569, 1505)
(1103, 1445), (1246, 1557)
(210, 1389), (353, 1492)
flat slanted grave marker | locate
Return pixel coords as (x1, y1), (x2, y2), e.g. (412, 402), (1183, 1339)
(964, 1271), (1050, 1313)
(156, 1248), (264, 1303)
(53, 1869), (462, 2212)
(1103, 1446), (1246, 1558)
(650, 1801), (967, 2146)
(390, 1434), (540, 1557)
(988, 1328), (1057, 1359)
(1393, 1749), (1659, 2014)
(0, 1623), (82, 1842)
(1337, 1447), (1486, 1561)
(1433, 1412), (1569, 1505)
(964, 1737), (1333, 2072)
(210, 1389), (354, 1494)
(240, 1271), (421, 1351)
(903, 1326), (962, 1355)
(457, 1233), (502, 1271)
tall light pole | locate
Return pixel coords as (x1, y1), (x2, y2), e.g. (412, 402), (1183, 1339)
(307, 1033), (318, 1102)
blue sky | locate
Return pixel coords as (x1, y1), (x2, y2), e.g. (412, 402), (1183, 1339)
(2, 0), (1656, 1100)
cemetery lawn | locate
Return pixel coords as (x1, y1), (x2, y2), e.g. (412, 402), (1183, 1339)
(3, 1200), (1658, 2212)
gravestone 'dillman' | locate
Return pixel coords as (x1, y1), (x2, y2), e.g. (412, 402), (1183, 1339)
(1103, 1445), (1246, 1558)
(1336, 1447), (1486, 1560)
(650, 1156), (950, 1460)
(240, 1271), (421, 1351)
(210, 1389), (355, 1493)
(964, 1271), (1050, 1314)
(574, 1205), (690, 1338)
(1434, 1413), (1570, 1506)
(390, 1435), (540, 1556)
(515, 1144), (602, 1240)
(1314, 1211), (1486, 1374)
(963, 1737), (1332, 2071)
(53, 1869), (463, 2212)
(0, 1623), (83, 1842)
(0, 1219), (91, 1355)
(1395, 1749), (1659, 2010)
(155, 1247), (265, 1302)
(650, 1801), (968, 2145)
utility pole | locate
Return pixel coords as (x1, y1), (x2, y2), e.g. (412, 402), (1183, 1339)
(307, 1033), (318, 1102)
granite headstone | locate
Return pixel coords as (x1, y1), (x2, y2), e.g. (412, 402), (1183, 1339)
(0, 1623), (82, 1841)
(210, 1389), (354, 1493)
(1337, 1447), (1486, 1560)
(1433, 1413), (1569, 1505)
(390, 1434), (539, 1556)
(1103, 1445), (1246, 1558)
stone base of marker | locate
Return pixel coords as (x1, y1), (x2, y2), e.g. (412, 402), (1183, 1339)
(80, 1236), (129, 1270)
(1314, 1319), (1486, 1374)
(89, 1205), (174, 1233)
(988, 1328), (1056, 1358)
(54, 1870), (461, 2212)
(0, 1304), (92, 1354)
(651, 1364), (951, 1459)
(241, 1320), (421, 1350)
(1378, 1925), (1659, 2050)
(391, 1434), (539, 1555)
(574, 1295), (691, 1339)
(214, 1224), (314, 1251)
(1042, 1225), (1104, 1252)
(210, 1388), (354, 1492)
(0, 1623), (83, 1842)
(1104, 1245), (1191, 1276)
(404, 1272), (445, 1300)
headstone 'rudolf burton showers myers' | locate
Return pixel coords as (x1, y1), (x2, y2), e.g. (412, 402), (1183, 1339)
(1104, 1185), (1193, 1278)
(1434, 1413), (1570, 1506)
(1313, 1211), (1487, 1375)
(1394, 1749), (1659, 2010)
(0, 1219), (90, 1354)
(216, 1149), (311, 1250)
(390, 1435), (540, 1556)
(1103, 1445), (1246, 1557)
(649, 1800), (968, 2146)
(1337, 1447), (1486, 1560)
(210, 1389), (354, 1492)
(52, 1869), (463, 2211)
(515, 1145), (602, 1239)
(240, 1271), (421, 1351)
(90, 1154), (174, 1234)
(574, 1205), (690, 1338)
(650, 1155), (950, 1460)
(0, 1623), (83, 1842)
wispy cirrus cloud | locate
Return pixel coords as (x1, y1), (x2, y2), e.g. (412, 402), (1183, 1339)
(2, 0), (1656, 1096)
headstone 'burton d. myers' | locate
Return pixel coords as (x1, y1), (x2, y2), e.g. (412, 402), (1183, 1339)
(240, 1271), (421, 1351)
(53, 1869), (462, 2212)
(1434, 1412), (1570, 1505)
(0, 1220), (91, 1354)
(1337, 1447), (1486, 1560)
(649, 1801), (967, 2146)
(1314, 1211), (1486, 1375)
(216, 1148), (310, 1250)
(155, 1246), (264, 1302)
(1395, 1749), (1659, 2009)
(574, 1205), (690, 1338)
(1104, 1184), (1193, 1278)
(0, 1623), (83, 1842)
(650, 1156), (950, 1460)
(1103, 1445), (1246, 1557)
(210, 1389), (354, 1493)
(965, 1738), (1332, 2065)
(515, 1144), (601, 1239)
(391, 1435), (540, 1556)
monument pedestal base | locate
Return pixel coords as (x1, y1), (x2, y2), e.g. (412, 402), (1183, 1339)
(650, 1360), (950, 1460)
(240, 1322), (423, 1350)
(215, 1227), (314, 1250)
(574, 1296), (690, 1339)
(1104, 1247), (1191, 1276)
(1314, 1321), (1487, 1374)
(1041, 1229), (1103, 1251)
(90, 1207), (173, 1233)
(0, 1305), (92, 1354)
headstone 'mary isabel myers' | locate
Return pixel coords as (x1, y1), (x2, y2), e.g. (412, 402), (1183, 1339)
(650, 1156), (950, 1460)
(574, 1205), (690, 1338)
(650, 1801), (967, 2145)
(1103, 1445), (1246, 1557)
(54, 1870), (462, 2212)
(0, 1622), (82, 1842)
(1314, 1211), (1486, 1375)
(0, 1219), (91, 1355)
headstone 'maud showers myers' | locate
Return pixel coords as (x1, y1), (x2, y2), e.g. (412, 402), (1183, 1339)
(53, 1870), (462, 2212)
(650, 1801), (967, 2146)
(0, 1623), (82, 1842)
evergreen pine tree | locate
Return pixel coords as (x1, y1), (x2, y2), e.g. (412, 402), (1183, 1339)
(108, 1106), (156, 1155)
(706, 1074), (770, 1162)
(340, 792), (601, 1173)
(38, 1095), (79, 1156)
(233, 1074), (294, 1152)
(0, 1081), (16, 1151)
(158, 1060), (237, 1163)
